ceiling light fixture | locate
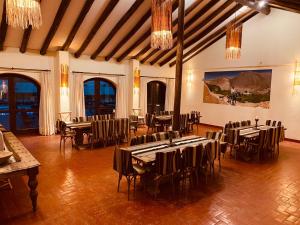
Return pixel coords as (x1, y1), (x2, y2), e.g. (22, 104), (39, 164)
(6, 0), (42, 29)
(151, 0), (173, 50)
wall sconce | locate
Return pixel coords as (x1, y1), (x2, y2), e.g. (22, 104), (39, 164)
(294, 60), (300, 86)
(133, 68), (140, 94)
(187, 70), (194, 87)
(60, 64), (69, 96)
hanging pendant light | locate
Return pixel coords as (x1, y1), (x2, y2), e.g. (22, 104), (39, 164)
(151, 0), (173, 50)
(226, 21), (242, 60)
(6, 0), (42, 29)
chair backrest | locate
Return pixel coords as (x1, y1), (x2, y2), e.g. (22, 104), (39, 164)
(145, 113), (151, 127)
(58, 120), (67, 136)
(152, 132), (169, 141)
(272, 120), (277, 127)
(205, 140), (218, 163)
(258, 129), (268, 150)
(130, 134), (154, 146)
(247, 120), (251, 126)
(206, 131), (223, 141)
(266, 120), (271, 126)
(182, 144), (204, 169)
(113, 148), (133, 176)
(129, 115), (138, 123)
(228, 128), (240, 145)
(155, 150), (180, 176)
(241, 121), (247, 126)
(277, 121), (282, 127)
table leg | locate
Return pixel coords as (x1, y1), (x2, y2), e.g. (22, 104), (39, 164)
(27, 167), (39, 212)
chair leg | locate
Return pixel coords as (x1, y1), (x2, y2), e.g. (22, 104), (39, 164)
(127, 176), (131, 200)
(133, 176), (137, 198)
(219, 158), (221, 174)
(60, 137), (62, 150)
(117, 174), (122, 192)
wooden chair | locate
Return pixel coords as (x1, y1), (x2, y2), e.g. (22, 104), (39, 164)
(272, 120), (277, 126)
(154, 150), (181, 199)
(113, 147), (146, 200)
(59, 121), (75, 151)
(206, 131), (228, 173)
(247, 129), (268, 161)
(266, 120), (271, 126)
(129, 115), (138, 137)
(130, 134), (154, 146)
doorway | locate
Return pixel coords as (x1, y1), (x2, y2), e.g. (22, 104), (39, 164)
(147, 81), (166, 114)
(0, 74), (40, 133)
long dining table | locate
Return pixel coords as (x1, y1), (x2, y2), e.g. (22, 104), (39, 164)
(66, 121), (91, 149)
(121, 135), (216, 165)
(228, 125), (286, 145)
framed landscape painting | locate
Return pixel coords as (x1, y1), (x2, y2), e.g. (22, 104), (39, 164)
(203, 69), (272, 108)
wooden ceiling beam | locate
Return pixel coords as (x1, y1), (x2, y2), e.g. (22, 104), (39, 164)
(150, 0), (236, 66)
(91, 0), (144, 60)
(20, 26), (32, 53)
(74, 0), (119, 58)
(159, 4), (243, 66)
(169, 11), (259, 67)
(234, 0), (271, 15)
(269, 0), (300, 14)
(0, 1), (8, 51)
(40, 0), (71, 55)
(138, 0), (213, 63)
(61, 0), (95, 51)
(116, 0), (179, 62)
(105, 9), (151, 61)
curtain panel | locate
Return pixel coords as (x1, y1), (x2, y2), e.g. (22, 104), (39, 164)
(39, 71), (56, 135)
(71, 73), (85, 118)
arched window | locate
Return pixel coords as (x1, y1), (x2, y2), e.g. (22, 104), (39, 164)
(147, 81), (166, 114)
(84, 78), (116, 116)
(0, 74), (40, 133)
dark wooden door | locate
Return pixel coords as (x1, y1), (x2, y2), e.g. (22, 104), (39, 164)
(147, 81), (166, 114)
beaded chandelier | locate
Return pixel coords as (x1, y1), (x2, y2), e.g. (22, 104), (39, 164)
(6, 0), (42, 29)
(151, 0), (173, 50)
(226, 22), (243, 60)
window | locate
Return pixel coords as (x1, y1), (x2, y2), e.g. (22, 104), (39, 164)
(0, 74), (40, 133)
(84, 78), (116, 116)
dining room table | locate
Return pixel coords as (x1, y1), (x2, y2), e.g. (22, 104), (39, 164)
(121, 135), (216, 165)
(66, 121), (91, 149)
(154, 115), (173, 132)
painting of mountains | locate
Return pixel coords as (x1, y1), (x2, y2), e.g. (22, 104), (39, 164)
(203, 69), (272, 108)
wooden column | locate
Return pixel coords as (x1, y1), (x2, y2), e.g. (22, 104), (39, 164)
(173, 0), (185, 131)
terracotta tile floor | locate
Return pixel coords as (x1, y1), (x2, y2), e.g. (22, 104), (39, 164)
(1, 125), (300, 225)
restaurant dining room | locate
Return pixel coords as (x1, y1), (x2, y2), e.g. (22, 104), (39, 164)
(0, 0), (300, 224)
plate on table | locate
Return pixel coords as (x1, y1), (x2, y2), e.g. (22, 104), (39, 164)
(0, 151), (13, 165)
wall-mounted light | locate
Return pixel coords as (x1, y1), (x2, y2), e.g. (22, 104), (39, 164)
(187, 70), (194, 87)
(60, 64), (69, 96)
(133, 68), (140, 94)
(294, 60), (300, 86)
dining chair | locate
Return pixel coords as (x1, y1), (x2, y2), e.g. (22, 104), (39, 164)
(130, 134), (154, 146)
(181, 144), (206, 188)
(205, 140), (219, 176)
(154, 150), (181, 199)
(206, 131), (227, 172)
(272, 120), (277, 127)
(247, 129), (268, 161)
(59, 121), (75, 151)
(113, 147), (146, 200)
(277, 121), (282, 127)
(129, 115), (138, 137)
(266, 120), (271, 126)
(152, 132), (168, 141)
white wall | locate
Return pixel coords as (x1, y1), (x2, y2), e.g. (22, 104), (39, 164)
(182, 9), (300, 140)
